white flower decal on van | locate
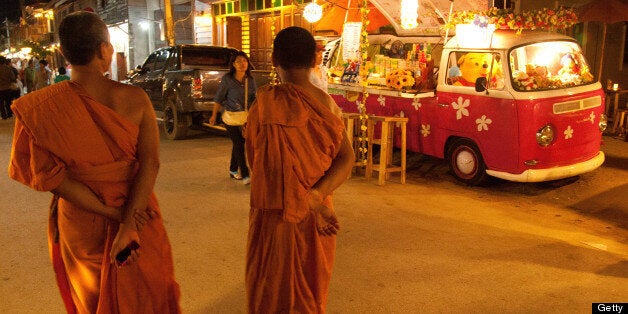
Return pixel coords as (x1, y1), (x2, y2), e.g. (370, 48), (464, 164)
(378, 95), (386, 107)
(589, 111), (595, 124)
(564, 125), (574, 139)
(452, 96), (470, 120)
(412, 97), (422, 110)
(421, 124), (431, 137)
(476, 115), (492, 131)
(396, 111), (406, 128)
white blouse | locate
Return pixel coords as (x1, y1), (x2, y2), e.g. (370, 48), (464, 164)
(310, 64), (328, 92)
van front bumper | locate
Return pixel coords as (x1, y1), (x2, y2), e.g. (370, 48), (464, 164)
(486, 151), (605, 182)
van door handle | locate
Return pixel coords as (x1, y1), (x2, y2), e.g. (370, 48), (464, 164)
(438, 103), (449, 108)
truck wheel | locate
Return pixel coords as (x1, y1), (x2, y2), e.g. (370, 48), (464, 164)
(447, 138), (488, 185)
(162, 96), (190, 140)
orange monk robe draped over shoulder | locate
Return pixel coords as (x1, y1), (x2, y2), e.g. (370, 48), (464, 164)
(8, 81), (180, 314)
(244, 83), (345, 313)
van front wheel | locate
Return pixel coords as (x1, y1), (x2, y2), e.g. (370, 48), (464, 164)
(447, 138), (488, 185)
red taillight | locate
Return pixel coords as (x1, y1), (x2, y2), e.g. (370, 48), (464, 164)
(192, 78), (202, 98)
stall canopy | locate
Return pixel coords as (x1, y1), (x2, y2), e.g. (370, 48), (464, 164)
(315, 0), (390, 34)
(314, 0), (487, 36)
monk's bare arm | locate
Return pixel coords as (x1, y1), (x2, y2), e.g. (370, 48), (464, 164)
(122, 88), (160, 226)
(311, 132), (354, 197)
(51, 178), (121, 221)
(109, 88), (159, 264)
(309, 133), (353, 235)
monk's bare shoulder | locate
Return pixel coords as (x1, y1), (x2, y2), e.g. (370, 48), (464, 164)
(312, 87), (341, 117)
(107, 80), (153, 123)
(109, 80), (150, 104)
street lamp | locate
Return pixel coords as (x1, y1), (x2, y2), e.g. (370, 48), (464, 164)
(303, 1), (323, 23)
(139, 21), (150, 31)
(138, 20), (155, 53)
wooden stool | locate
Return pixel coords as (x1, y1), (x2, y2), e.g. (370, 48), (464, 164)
(614, 109), (628, 139)
(365, 115), (408, 185)
(341, 112), (366, 177)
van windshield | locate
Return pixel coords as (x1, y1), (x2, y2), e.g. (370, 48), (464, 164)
(509, 41), (594, 91)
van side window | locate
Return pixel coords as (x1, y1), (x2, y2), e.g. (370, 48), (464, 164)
(446, 52), (461, 85)
(487, 53), (504, 89)
(446, 51), (492, 87)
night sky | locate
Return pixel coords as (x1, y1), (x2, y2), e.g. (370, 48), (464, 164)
(0, 0), (50, 23)
(0, 0), (21, 23)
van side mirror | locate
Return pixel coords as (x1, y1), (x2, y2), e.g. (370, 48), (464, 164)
(475, 77), (487, 92)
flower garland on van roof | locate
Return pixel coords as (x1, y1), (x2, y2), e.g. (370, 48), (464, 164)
(445, 7), (578, 34)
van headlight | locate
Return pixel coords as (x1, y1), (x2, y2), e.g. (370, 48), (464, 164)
(536, 124), (555, 146)
(599, 114), (608, 132)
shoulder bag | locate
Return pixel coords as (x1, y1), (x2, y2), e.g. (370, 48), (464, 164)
(222, 78), (249, 126)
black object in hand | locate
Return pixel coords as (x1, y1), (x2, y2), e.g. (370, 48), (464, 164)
(115, 241), (140, 265)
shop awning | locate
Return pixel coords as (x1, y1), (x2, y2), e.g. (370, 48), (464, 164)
(314, 0), (391, 34)
(315, 0), (487, 36)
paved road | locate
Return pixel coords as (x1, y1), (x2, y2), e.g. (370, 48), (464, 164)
(1, 119), (626, 313)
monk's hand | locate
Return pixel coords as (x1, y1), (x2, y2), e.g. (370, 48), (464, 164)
(315, 205), (339, 236)
(134, 207), (158, 231)
(208, 115), (217, 125)
(309, 189), (340, 236)
(110, 224), (141, 268)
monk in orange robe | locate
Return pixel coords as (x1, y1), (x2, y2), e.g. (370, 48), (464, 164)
(8, 12), (180, 313)
(244, 27), (355, 313)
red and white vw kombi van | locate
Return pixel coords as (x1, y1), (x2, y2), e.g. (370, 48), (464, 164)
(330, 29), (607, 185)
(432, 29), (606, 184)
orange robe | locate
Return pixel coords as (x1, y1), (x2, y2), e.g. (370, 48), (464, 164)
(8, 81), (180, 314)
(244, 83), (344, 313)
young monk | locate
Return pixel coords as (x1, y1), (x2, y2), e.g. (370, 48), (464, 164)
(8, 12), (180, 313)
(244, 26), (355, 313)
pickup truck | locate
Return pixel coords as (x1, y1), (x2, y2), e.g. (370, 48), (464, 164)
(129, 45), (271, 139)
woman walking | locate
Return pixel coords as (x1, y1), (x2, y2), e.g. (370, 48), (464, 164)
(208, 51), (257, 185)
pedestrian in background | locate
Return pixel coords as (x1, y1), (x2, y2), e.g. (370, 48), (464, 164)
(4, 57), (21, 102)
(10, 58), (23, 98)
(0, 56), (17, 119)
(34, 59), (51, 90)
(244, 26), (354, 313)
(54, 66), (70, 83)
(8, 11), (181, 313)
(23, 59), (36, 93)
(310, 39), (329, 92)
(208, 50), (257, 185)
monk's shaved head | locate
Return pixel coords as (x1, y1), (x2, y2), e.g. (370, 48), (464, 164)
(272, 26), (316, 69)
(59, 11), (109, 65)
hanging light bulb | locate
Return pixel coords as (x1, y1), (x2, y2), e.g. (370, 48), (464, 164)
(304, 1), (323, 23)
(400, 0), (419, 29)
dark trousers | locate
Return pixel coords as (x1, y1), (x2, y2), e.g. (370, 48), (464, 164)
(0, 89), (13, 119)
(225, 124), (249, 178)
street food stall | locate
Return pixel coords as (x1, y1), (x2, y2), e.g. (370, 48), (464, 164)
(319, 1), (607, 185)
